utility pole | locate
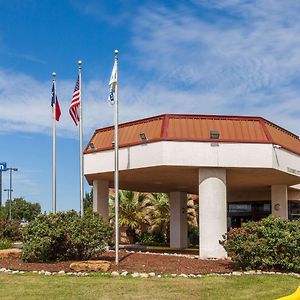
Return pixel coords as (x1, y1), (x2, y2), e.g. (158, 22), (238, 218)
(6, 168), (18, 220)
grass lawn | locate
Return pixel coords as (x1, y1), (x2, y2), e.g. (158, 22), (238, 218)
(0, 273), (299, 300)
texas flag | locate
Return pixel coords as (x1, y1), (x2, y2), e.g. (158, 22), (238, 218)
(51, 83), (61, 121)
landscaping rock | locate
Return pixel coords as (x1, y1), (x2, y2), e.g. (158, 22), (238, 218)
(111, 271), (119, 276)
(58, 270), (65, 275)
(70, 260), (111, 272)
(121, 271), (128, 276)
(140, 273), (149, 278)
(0, 249), (22, 259)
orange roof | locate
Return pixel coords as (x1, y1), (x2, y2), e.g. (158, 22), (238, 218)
(84, 114), (300, 156)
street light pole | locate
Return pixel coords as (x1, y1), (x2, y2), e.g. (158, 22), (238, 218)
(6, 168), (18, 220)
(4, 188), (12, 220)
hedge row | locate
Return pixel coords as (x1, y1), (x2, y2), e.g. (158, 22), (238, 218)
(22, 211), (112, 262)
(221, 216), (300, 272)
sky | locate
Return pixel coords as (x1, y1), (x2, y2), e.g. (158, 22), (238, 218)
(1, 0), (300, 212)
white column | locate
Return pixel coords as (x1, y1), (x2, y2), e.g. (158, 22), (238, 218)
(271, 185), (288, 219)
(93, 179), (109, 220)
(199, 168), (227, 259)
(170, 192), (187, 248)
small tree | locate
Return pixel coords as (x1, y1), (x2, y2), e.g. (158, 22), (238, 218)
(0, 197), (41, 222)
(110, 191), (149, 243)
(83, 189), (93, 213)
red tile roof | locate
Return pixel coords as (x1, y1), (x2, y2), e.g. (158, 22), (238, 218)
(84, 114), (300, 156)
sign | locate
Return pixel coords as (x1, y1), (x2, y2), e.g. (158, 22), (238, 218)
(287, 167), (300, 176)
(0, 162), (7, 171)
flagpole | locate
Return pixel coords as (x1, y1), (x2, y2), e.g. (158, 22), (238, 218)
(113, 50), (119, 265)
(52, 72), (57, 213)
(78, 60), (84, 217)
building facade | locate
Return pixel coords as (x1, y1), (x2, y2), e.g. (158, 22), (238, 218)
(84, 114), (300, 259)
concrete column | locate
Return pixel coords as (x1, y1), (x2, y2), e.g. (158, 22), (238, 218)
(170, 192), (188, 248)
(199, 168), (227, 259)
(93, 179), (109, 221)
(271, 185), (288, 219)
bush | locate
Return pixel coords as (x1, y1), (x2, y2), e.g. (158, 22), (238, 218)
(221, 216), (300, 272)
(137, 231), (167, 246)
(0, 219), (21, 241)
(0, 239), (13, 250)
(22, 211), (112, 262)
(188, 227), (199, 246)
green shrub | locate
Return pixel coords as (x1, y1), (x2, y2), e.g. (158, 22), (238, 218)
(0, 239), (13, 250)
(221, 216), (300, 272)
(0, 219), (21, 241)
(22, 211), (112, 262)
(137, 231), (167, 246)
(188, 227), (199, 246)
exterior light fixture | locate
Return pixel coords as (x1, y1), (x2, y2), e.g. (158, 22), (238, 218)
(274, 203), (281, 211)
(89, 142), (96, 151)
(140, 132), (148, 142)
(210, 130), (220, 139)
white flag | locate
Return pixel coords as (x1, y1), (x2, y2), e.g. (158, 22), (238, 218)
(109, 61), (117, 86)
(108, 60), (117, 104)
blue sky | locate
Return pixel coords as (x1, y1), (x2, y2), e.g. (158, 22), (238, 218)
(1, 0), (300, 211)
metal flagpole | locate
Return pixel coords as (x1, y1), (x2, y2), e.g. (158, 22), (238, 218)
(114, 50), (119, 264)
(78, 60), (84, 217)
(52, 72), (57, 213)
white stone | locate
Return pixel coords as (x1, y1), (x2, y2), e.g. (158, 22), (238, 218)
(32, 271), (38, 274)
(12, 270), (19, 274)
(232, 271), (242, 276)
(58, 270), (65, 275)
(19, 271), (25, 274)
(149, 272), (155, 277)
(179, 273), (188, 278)
(131, 272), (140, 278)
(0, 268), (6, 272)
(121, 271), (128, 276)
(140, 273), (149, 278)
(111, 271), (119, 276)
(44, 271), (52, 276)
(157, 275), (162, 278)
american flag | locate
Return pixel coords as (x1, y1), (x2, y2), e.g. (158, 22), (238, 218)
(69, 75), (80, 126)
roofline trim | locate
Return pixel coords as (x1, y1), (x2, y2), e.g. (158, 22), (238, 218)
(84, 138), (274, 154)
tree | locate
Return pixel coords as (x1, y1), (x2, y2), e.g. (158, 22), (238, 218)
(109, 190), (148, 243)
(144, 193), (170, 240)
(0, 197), (41, 222)
(83, 189), (93, 213)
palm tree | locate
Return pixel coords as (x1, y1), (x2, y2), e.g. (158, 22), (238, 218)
(109, 190), (148, 243)
(145, 193), (170, 238)
(145, 193), (198, 244)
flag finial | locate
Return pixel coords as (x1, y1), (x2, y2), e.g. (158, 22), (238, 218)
(78, 60), (82, 69)
(114, 49), (118, 55)
(52, 72), (56, 79)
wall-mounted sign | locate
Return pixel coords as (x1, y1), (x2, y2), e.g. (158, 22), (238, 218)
(0, 162), (7, 171)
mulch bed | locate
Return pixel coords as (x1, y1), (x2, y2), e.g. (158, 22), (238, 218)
(0, 250), (235, 274)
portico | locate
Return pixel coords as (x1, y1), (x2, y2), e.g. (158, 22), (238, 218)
(84, 114), (300, 259)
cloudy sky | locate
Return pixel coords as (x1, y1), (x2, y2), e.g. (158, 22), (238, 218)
(1, 0), (300, 211)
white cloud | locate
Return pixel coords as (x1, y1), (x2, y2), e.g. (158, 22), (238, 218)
(1, 1), (300, 138)
(128, 1), (300, 134)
